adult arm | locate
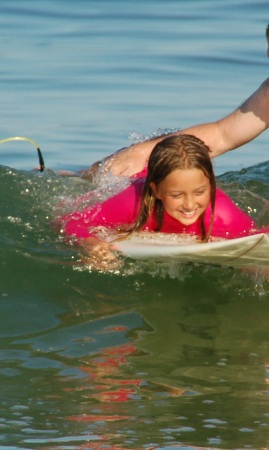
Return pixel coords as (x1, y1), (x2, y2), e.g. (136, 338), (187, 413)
(183, 77), (269, 157)
(101, 78), (269, 177)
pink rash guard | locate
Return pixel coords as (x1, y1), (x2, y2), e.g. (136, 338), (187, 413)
(57, 178), (260, 240)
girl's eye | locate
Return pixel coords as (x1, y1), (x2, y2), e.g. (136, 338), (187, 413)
(195, 190), (206, 196)
(171, 194), (182, 198)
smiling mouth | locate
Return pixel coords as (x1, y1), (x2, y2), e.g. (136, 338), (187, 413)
(180, 209), (198, 217)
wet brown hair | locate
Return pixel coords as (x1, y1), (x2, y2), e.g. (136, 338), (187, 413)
(132, 134), (216, 242)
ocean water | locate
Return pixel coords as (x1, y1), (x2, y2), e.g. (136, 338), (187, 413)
(1, 1), (269, 449)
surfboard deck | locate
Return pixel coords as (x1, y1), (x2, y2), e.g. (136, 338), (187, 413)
(117, 232), (269, 268)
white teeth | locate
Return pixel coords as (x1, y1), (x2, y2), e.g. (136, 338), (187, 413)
(182, 210), (196, 216)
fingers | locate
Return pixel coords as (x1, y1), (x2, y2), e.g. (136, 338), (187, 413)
(81, 242), (123, 271)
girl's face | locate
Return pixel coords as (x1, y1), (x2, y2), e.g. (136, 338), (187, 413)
(151, 168), (211, 226)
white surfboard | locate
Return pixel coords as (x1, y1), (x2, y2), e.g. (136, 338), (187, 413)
(117, 232), (269, 268)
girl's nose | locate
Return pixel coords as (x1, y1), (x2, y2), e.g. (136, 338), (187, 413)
(183, 196), (195, 210)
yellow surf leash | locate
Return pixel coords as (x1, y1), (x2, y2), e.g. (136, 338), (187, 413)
(0, 136), (45, 171)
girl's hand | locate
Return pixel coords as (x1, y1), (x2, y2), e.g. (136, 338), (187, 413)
(79, 237), (122, 271)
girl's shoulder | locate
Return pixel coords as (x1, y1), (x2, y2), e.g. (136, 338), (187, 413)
(214, 187), (249, 218)
(212, 187), (255, 238)
(104, 178), (144, 206)
(215, 187), (242, 213)
(215, 187), (233, 202)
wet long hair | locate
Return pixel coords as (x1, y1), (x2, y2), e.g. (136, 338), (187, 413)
(132, 134), (216, 242)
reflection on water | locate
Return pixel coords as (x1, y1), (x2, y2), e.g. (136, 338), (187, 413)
(1, 280), (269, 449)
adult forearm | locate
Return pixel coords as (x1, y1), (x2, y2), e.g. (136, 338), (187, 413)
(181, 81), (269, 157)
(100, 78), (269, 176)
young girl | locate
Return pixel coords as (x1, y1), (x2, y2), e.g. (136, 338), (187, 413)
(55, 135), (263, 267)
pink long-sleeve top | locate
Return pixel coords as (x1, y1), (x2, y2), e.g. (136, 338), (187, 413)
(57, 178), (259, 240)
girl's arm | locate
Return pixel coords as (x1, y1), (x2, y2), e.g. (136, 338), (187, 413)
(55, 181), (143, 270)
(60, 181), (142, 239)
(79, 236), (120, 271)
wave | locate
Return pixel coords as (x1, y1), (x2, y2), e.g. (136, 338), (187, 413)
(0, 161), (268, 293)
